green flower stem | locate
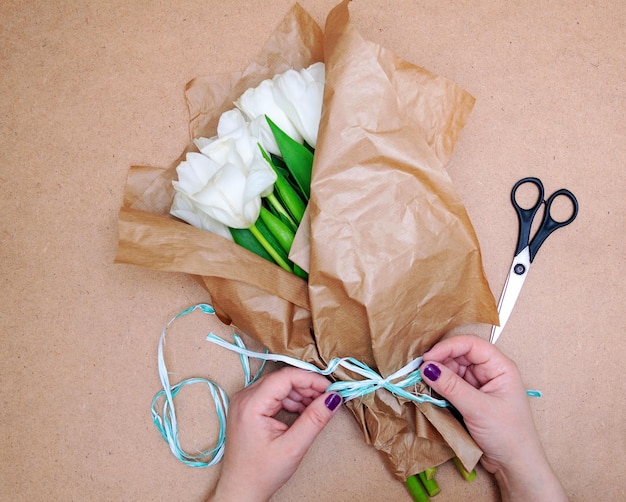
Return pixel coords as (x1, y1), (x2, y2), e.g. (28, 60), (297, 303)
(421, 467), (437, 481)
(418, 471), (441, 497)
(266, 192), (297, 229)
(405, 475), (430, 502)
(274, 174), (306, 224)
(259, 206), (295, 255)
(453, 457), (477, 482)
(249, 223), (293, 273)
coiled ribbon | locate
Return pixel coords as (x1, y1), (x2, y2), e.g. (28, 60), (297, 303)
(151, 303), (447, 467)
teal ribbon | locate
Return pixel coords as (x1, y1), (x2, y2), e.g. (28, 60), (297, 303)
(206, 333), (447, 406)
(151, 304), (267, 467)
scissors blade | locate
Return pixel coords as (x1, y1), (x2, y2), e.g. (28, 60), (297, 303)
(490, 247), (531, 344)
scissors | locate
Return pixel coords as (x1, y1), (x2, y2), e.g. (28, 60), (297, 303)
(490, 177), (579, 344)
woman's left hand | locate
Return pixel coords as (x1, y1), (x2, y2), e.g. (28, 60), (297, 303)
(208, 367), (342, 501)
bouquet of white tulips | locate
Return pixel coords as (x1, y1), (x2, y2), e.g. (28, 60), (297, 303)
(170, 63), (324, 279)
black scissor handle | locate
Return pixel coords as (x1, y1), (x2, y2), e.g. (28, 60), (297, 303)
(511, 177), (579, 262)
(529, 188), (578, 261)
(511, 177), (545, 257)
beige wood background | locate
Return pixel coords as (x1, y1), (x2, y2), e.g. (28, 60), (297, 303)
(1, 1), (624, 500)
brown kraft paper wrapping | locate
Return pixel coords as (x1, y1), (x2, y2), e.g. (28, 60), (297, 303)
(115, 0), (499, 478)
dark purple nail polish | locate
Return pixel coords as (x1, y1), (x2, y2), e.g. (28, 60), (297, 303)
(325, 393), (342, 411)
(423, 363), (441, 382)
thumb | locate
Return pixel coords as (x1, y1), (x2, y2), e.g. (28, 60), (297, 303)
(282, 392), (342, 456)
(420, 362), (484, 418)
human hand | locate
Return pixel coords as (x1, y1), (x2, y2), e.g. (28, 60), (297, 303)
(420, 335), (567, 501)
(208, 367), (342, 502)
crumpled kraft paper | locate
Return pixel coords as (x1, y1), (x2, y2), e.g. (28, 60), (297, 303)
(115, 0), (499, 478)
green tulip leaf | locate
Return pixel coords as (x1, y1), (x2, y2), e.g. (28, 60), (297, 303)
(266, 115), (313, 200)
(293, 263), (308, 280)
(269, 153), (289, 172)
(259, 145), (306, 225)
(229, 227), (275, 264)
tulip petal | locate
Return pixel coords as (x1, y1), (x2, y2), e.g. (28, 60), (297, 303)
(273, 68), (323, 148)
(236, 79), (303, 144)
(245, 154), (277, 201)
(216, 109), (247, 137)
(248, 115), (280, 156)
(196, 136), (234, 166)
(173, 152), (220, 195)
(301, 61), (325, 84)
(191, 161), (262, 228)
(193, 136), (212, 151)
(170, 192), (233, 240)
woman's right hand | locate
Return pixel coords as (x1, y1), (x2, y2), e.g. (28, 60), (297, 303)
(420, 335), (568, 502)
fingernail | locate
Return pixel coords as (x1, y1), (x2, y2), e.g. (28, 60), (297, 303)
(423, 363), (441, 382)
(325, 393), (342, 411)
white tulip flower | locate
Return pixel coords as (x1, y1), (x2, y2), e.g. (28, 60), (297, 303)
(235, 79), (303, 154)
(194, 109), (257, 166)
(172, 149), (276, 229)
(272, 62), (324, 147)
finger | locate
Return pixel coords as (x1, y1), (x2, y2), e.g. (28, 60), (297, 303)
(280, 392), (342, 458)
(282, 397), (306, 414)
(287, 387), (323, 403)
(282, 388), (323, 413)
(285, 395), (316, 409)
(247, 367), (331, 417)
(439, 357), (462, 375)
(420, 361), (487, 419)
(439, 356), (482, 388)
(424, 335), (514, 385)
(423, 334), (495, 365)
(460, 366), (482, 388)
